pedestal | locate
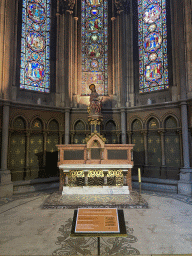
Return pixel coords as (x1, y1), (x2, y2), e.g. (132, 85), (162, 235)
(0, 170), (13, 197)
(178, 168), (192, 195)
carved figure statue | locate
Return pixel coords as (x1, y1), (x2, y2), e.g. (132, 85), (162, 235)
(89, 84), (102, 115)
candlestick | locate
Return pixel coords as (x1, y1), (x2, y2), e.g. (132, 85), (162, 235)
(138, 168), (141, 183)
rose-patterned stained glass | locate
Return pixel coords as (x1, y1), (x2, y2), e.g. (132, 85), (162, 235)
(138, 0), (169, 93)
(81, 0), (108, 95)
(20, 0), (51, 93)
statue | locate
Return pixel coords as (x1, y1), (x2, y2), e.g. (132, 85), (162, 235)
(88, 84), (102, 115)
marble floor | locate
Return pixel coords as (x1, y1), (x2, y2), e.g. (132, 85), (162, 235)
(0, 188), (192, 255)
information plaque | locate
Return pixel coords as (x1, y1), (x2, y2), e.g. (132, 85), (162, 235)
(75, 208), (120, 233)
(71, 208), (127, 255)
(71, 208), (127, 237)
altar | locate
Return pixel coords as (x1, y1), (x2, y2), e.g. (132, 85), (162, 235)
(57, 84), (134, 195)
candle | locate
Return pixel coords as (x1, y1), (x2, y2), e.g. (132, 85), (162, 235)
(138, 168), (141, 183)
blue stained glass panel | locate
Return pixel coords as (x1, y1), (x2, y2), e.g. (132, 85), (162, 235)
(138, 0), (169, 93)
(20, 0), (51, 93)
(81, 0), (108, 95)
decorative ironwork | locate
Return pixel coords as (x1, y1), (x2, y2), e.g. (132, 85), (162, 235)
(66, 170), (125, 186)
(67, 170), (85, 186)
(107, 170), (124, 186)
(88, 170), (104, 177)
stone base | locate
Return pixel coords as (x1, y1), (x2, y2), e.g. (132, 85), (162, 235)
(178, 168), (192, 195)
(0, 170), (13, 197)
(0, 183), (13, 197)
(62, 186), (130, 195)
(178, 181), (192, 195)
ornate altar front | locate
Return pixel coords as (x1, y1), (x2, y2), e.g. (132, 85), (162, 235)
(57, 133), (134, 195)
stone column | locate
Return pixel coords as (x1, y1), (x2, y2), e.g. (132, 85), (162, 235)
(121, 108), (126, 144)
(127, 131), (132, 144)
(0, 0), (16, 100)
(65, 108), (70, 144)
(72, 15), (78, 106)
(177, 0), (192, 195)
(111, 0), (116, 96)
(159, 131), (166, 179)
(25, 131), (30, 179)
(178, 130), (183, 167)
(59, 170), (65, 191)
(84, 171), (88, 186)
(142, 131), (148, 166)
(43, 132), (47, 167)
(56, 0), (65, 107)
(67, 10), (73, 105)
(127, 168), (132, 192)
(116, 14), (121, 105)
(0, 103), (13, 197)
(124, 2), (134, 107)
(59, 132), (62, 145)
(103, 171), (107, 185)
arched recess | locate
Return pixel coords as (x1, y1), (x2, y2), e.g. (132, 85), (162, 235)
(105, 120), (118, 144)
(147, 117), (161, 178)
(29, 118), (44, 179)
(47, 119), (59, 152)
(73, 120), (86, 144)
(46, 119), (60, 178)
(164, 116), (180, 179)
(9, 117), (27, 181)
(131, 119), (144, 172)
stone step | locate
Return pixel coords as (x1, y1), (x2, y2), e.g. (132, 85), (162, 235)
(62, 186), (130, 195)
(13, 177), (59, 194)
(132, 178), (178, 193)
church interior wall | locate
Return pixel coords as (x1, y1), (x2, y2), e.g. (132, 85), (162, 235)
(6, 106), (65, 181)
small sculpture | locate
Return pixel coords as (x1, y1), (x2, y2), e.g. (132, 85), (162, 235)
(88, 84), (102, 115)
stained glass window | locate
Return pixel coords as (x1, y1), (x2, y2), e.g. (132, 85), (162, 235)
(81, 0), (108, 95)
(20, 0), (51, 93)
(138, 0), (169, 93)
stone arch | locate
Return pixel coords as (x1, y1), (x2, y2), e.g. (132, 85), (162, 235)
(12, 115), (27, 130)
(104, 119), (118, 144)
(48, 118), (59, 131)
(30, 117), (45, 130)
(128, 116), (143, 131)
(161, 113), (180, 128)
(105, 120), (116, 131)
(73, 119), (87, 131)
(145, 115), (161, 129)
(72, 119), (87, 144)
(131, 119), (143, 131)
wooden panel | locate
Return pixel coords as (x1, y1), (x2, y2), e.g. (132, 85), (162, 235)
(64, 150), (84, 160)
(107, 150), (127, 160)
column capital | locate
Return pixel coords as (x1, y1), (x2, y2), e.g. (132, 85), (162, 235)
(179, 100), (188, 106)
(2, 101), (10, 107)
(176, 129), (182, 135)
(141, 130), (147, 135)
(65, 107), (71, 113)
(120, 107), (126, 113)
(158, 130), (165, 135)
